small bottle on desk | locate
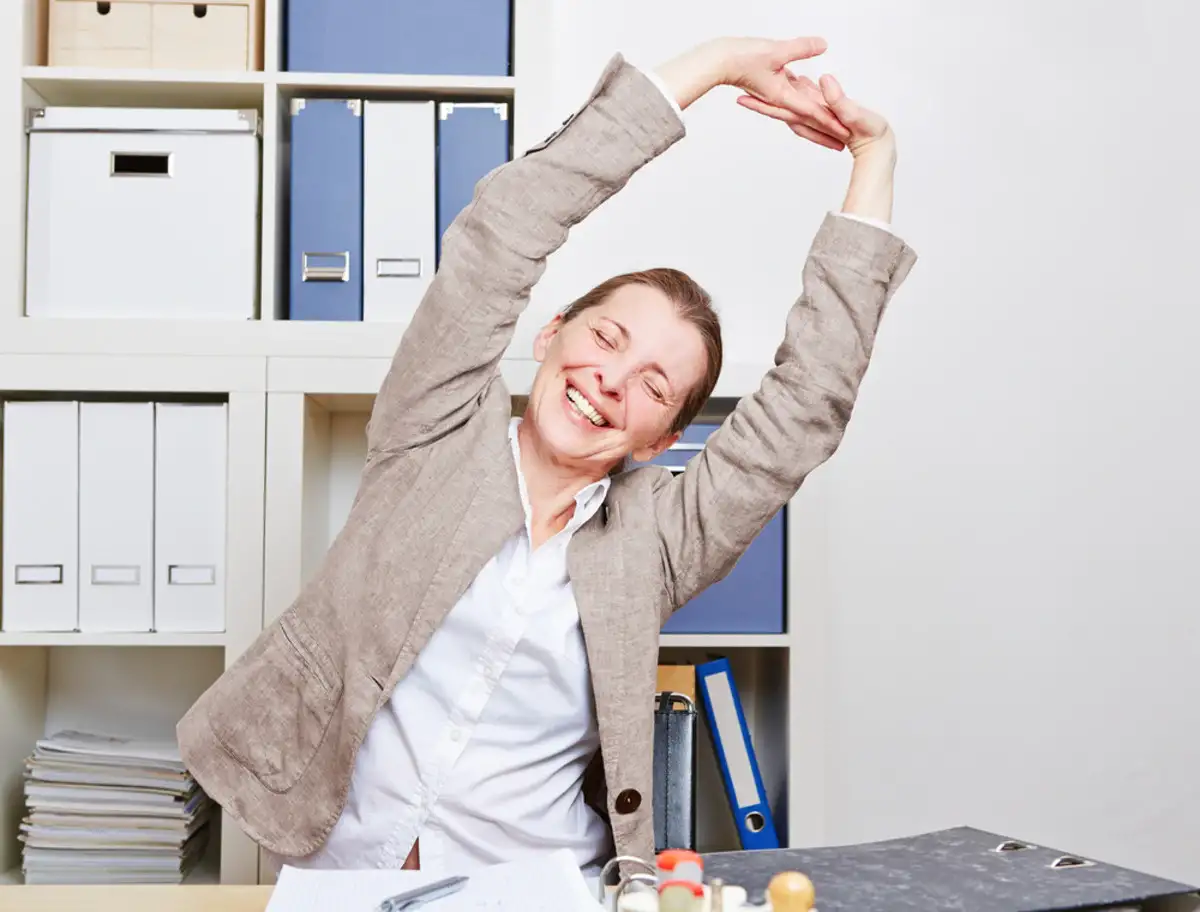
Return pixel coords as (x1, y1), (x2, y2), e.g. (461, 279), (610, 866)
(659, 879), (706, 912)
(656, 849), (704, 885)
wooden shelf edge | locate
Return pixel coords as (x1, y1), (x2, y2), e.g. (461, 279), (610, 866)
(22, 66), (267, 84)
(0, 632), (227, 648)
(0, 318), (403, 360)
(21, 66), (268, 107)
(276, 70), (516, 97)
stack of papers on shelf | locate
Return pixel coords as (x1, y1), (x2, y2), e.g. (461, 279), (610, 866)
(19, 730), (214, 885)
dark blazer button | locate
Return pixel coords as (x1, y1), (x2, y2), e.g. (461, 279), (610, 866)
(615, 789), (641, 814)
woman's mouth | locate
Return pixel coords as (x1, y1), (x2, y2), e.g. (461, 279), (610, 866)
(565, 384), (609, 427)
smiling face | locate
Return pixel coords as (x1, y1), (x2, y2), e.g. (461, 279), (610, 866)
(527, 281), (712, 474)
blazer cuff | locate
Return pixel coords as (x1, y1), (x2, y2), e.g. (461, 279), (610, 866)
(834, 211), (895, 236)
(812, 211), (916, 286)
(628, 58), (685, 118)
(526, 53), (685, 161)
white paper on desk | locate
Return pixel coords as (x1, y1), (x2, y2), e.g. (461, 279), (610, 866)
(266, 849), (602, 912)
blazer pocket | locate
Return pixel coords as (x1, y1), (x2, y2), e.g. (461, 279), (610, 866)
(209, 612), (343, 794)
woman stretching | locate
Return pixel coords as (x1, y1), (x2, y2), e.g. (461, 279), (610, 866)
(178, 34), (918, 877)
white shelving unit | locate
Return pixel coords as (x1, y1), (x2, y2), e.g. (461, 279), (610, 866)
(0, 0), (819, 887)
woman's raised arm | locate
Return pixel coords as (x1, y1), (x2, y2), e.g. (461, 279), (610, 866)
(653, 80), (917, 616)
(364, 53), (683, 460)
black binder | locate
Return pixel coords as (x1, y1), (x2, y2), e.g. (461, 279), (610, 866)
(652, 691), (696, 852)
(699, 826), (1199, 912)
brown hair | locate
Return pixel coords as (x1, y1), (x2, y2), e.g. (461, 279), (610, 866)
(559, 268), (722, 434)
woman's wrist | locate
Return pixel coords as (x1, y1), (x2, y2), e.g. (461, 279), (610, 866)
(654, 39), (729, 111)
(841, 139), (897, 224)
(849, 129), (897, 169)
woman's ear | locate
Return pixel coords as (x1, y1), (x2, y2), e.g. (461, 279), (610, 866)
(533, 314), (564, 362)
(630, 430), (681, 464)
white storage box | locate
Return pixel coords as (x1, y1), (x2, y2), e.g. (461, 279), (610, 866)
(48, 0), (261, 71)
(1, 401), (81, 633)
(24, 105), (260, 320)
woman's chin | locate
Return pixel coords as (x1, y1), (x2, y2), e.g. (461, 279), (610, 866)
(533, 415), (619, 463)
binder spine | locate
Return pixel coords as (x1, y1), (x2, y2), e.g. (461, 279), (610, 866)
(696, 658), (780, 851)
(435, 102), (511, 266)
(653, 691), (697, 852)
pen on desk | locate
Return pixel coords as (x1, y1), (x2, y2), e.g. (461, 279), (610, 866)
(376, 875), (469, 912)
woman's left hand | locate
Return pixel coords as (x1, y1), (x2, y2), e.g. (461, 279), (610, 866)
(737, 72), (895, 162)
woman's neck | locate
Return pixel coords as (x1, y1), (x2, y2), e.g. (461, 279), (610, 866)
(516, 420), (609, 548)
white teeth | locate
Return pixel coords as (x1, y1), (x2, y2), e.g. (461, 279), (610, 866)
(566, 386), (608, 427)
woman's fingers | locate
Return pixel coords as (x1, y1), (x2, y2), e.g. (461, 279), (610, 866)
(786, 73), (850, 140)
(819, 74), (890, 140)
(771, 36), (830, 65)
(736, 93), (848, 148)
(788, 72), (821, 94)
(777, 79), (850, 141)
(787, 121), (847, 151)
(817, 74), (860, 128)
(735, 93), (798, 123)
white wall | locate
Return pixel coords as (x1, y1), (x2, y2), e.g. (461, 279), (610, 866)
(536, 0), (1200, 885)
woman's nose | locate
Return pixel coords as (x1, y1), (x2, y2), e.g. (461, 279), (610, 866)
(595, 368), (623, 400)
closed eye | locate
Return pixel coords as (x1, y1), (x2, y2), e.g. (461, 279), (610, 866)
(592, 328), (614, 349)
(644, 379), (666, 403)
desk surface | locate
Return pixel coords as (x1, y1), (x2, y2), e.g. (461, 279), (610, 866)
(0, 884), (274, 912)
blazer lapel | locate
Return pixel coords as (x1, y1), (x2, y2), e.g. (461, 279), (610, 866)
(390, 439), (524, 681)
(569, 505), (627, 802)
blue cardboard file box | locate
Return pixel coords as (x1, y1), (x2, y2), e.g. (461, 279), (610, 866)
(437, 102), (511, 265)
(286, 0), (512, 76)
(650, 424), (786, 634)
(288, 98), (364, 321)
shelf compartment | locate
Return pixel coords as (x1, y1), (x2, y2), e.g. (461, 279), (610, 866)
(658, 644), (790, 853)
(0, 645), (226, 885)
(0, 384), (266, 664)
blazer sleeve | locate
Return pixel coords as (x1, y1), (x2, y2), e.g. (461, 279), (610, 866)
(653, 213), (918, 615)
(365, 53), (686, 461)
